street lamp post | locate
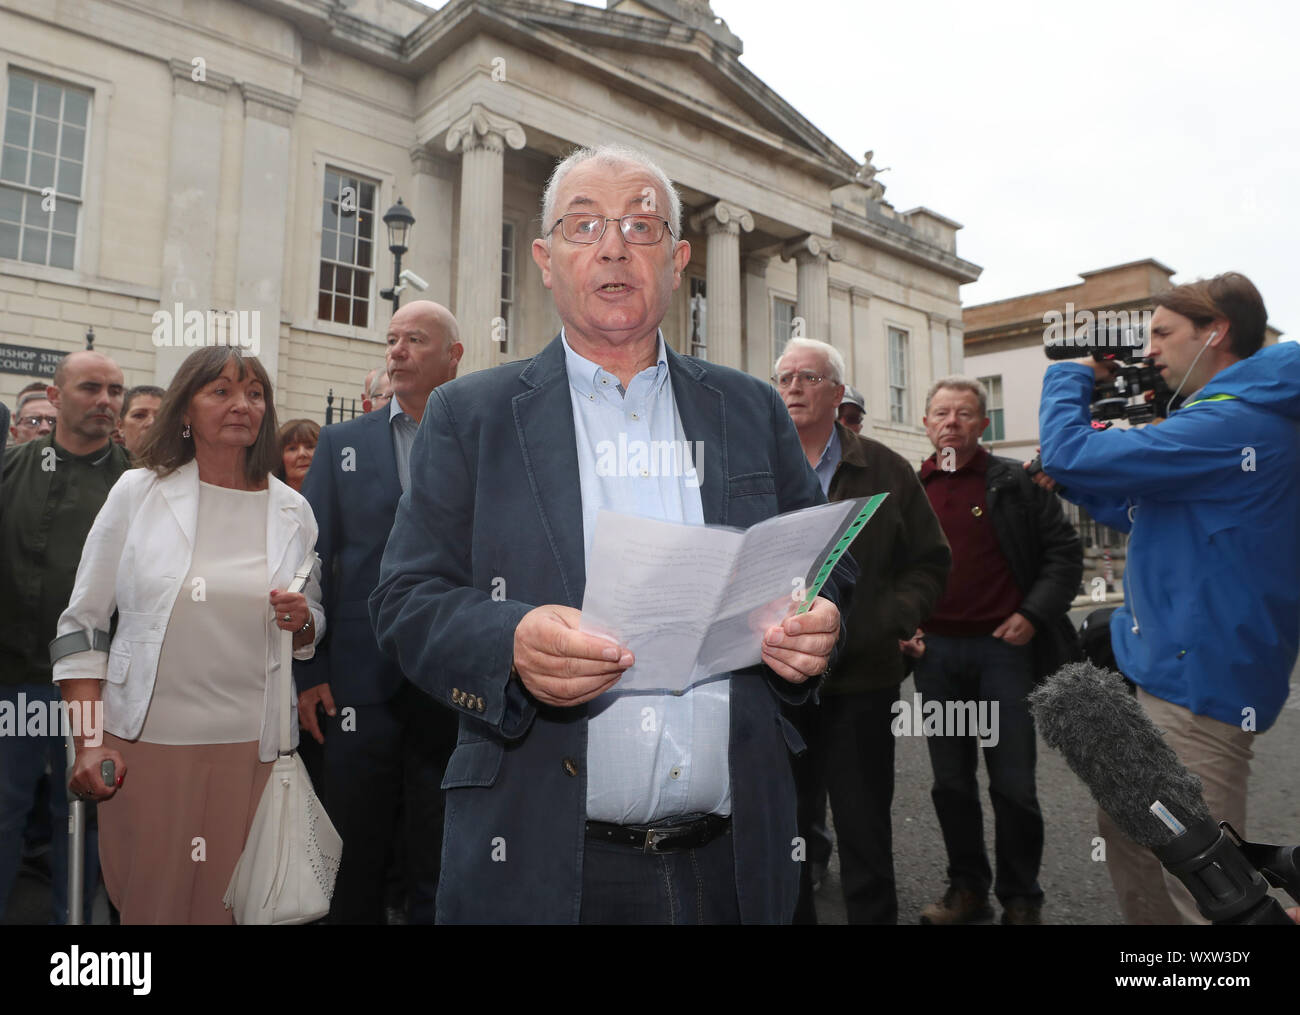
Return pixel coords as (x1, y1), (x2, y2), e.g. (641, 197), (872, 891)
(379, 197), (415, 315)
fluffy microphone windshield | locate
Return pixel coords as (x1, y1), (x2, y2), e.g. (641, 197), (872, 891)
(1028, 662), (1211, 848)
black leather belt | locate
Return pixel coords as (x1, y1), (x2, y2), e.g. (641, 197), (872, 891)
(585, 814), (731, 853)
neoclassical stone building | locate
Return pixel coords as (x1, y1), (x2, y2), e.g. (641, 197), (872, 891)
(0, 0), (979, 461)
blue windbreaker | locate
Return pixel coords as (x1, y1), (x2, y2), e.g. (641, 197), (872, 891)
(1040, 343), (1300, 731)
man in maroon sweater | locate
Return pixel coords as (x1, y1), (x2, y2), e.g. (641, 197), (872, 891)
(914, 377), (1082, 925)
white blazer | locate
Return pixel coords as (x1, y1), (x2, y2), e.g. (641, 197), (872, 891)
(52, 460), (326, 762)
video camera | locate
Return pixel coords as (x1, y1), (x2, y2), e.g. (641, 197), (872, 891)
(1044, 322), (1177, 426)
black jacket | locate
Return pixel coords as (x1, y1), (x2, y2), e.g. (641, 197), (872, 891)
(0, 434), (132, 685)
(828, 423), (951, 692)
(922, 452), (1084, 679)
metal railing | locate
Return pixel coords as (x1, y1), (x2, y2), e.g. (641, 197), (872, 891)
(325, 388), (361, 426)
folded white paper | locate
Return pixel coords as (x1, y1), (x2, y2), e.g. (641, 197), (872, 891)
(579, 495), (885, 693)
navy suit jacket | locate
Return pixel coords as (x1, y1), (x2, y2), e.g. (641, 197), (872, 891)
(295, 407), (406, 705)
(369, 335), (856, 923)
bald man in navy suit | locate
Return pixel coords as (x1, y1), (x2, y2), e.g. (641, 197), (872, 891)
(295, 301), (462, 924)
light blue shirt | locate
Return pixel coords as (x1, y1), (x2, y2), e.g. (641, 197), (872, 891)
(389, 395), (419, 493)
(813, 424), (841, 496)
(563, 331), (732, 825)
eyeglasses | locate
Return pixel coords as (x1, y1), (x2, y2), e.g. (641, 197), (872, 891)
(548, 214), (674, 245)
(19, 415), (57, 427)
(772, 370), (828, 390)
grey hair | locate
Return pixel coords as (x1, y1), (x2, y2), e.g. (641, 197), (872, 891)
(364, 364), (389, 400)
(775, 337), (846, 385)
(16, 388), (54, 413)
(540, 144), (682, 242)
(925, 375), (988, 417)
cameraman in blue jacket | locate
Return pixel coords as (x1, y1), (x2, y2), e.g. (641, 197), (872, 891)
(1038, 272), (1300, 924)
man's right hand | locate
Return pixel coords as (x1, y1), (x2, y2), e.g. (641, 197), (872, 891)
(298, 683), (337, 744)
(898, 628), (926, 659)
(513, 605), (633, 707)
(1024, 448), (1059, 492)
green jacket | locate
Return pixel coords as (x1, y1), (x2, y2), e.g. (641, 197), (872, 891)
(827, 423), (951, 693)
(0, 434), (131, 685)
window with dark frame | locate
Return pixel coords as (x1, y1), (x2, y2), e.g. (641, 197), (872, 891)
(0, 70), (90, 269)
(318, 169), (377, 328)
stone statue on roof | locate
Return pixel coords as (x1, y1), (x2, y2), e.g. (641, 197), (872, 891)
(855, 150), (888, 201)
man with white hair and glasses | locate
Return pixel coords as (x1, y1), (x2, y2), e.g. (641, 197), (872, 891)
(370, 145), (855, 924)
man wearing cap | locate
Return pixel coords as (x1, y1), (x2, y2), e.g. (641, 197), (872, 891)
(838, 386), (865, 434)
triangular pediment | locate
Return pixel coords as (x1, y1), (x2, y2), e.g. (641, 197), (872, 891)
(577, 43), (776, 137)
(478, 1), (858, 173)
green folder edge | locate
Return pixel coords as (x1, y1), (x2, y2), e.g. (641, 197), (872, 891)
(794, 492), (889, 615)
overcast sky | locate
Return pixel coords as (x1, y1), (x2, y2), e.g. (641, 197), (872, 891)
(426, 0), (1300, 336)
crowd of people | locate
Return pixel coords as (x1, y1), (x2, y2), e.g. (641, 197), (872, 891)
(0, 145), (1296, 926)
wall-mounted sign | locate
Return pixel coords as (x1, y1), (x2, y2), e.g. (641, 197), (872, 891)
(0, 342), (62, 379)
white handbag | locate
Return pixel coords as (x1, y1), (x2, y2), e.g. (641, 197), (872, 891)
(223, 551), (342, 925)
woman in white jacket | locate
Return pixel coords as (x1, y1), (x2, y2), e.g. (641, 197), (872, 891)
(51, 347), (325, 924)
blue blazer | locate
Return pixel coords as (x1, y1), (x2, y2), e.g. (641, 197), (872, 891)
(295, 406), (406, 705)
(369, 335), (855, 923)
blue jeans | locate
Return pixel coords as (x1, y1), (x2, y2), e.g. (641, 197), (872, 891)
(579, 825), (741, 924)
(912, 635), (1044, 905)
(0, 684), (99, 923)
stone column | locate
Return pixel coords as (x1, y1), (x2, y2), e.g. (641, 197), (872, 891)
(829, 278), (855, 382)
(407, 146), (456, 309)
(156, 59), (232, 384)
(847, 283), (872, 394)
(743, 254), (770, 379)
(848, 286), (875, 436)
(948, 319), (966, 374)
(445, 104), (525, 375)
(688, 201), (753, 367)
(926, 312), (951, 382)
(781, 234), (841, 345)
(234, 83), (297, 384)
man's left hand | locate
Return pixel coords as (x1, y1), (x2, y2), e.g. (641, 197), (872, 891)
(1090, 358), (1121, 383)
(992, 611), (1036, 646)
(762, 596), (840, 684)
